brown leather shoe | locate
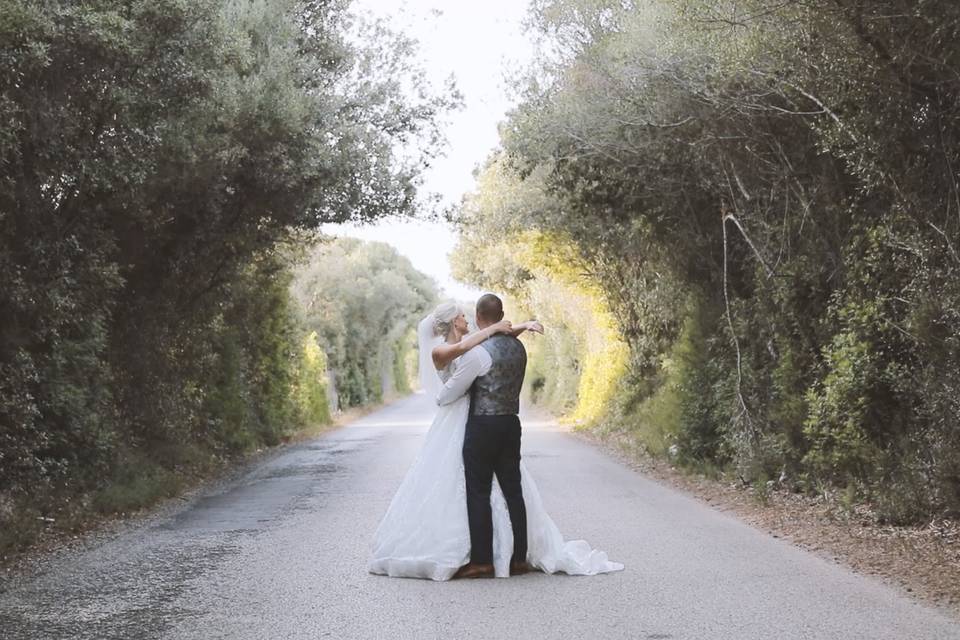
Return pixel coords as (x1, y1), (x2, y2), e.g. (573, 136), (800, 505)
(509, 561), (538, 576)
(453, 562), (495, 579)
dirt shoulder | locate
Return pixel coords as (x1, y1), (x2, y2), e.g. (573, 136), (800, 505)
(580, 428), (960, 619)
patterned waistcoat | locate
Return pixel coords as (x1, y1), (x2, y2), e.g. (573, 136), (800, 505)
(471, 334), (527, 416)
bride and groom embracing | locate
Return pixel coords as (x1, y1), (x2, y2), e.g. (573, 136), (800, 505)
(368, 293), (624, 580)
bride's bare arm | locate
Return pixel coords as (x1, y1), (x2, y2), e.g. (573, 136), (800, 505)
(507, 320), (544, 338)
(431, 319), (512, 370)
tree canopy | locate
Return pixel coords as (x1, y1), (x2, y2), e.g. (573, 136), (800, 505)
(456, 0), (960, 523)
(0, 0), (452, 552)
(291, 236), (438, 408)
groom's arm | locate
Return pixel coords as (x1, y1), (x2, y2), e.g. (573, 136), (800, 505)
(435, 347), (491, 406)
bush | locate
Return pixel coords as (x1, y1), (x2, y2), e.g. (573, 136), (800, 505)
(296, 332), (332, 427)
(452, 0), (960, 522)
(290, 237), (439, 411)
(0, 0), (452, 554)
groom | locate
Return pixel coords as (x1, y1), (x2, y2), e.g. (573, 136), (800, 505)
(437, 293), (533, 579)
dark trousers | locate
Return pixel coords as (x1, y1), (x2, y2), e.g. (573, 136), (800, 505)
(462, 413), (527, 565)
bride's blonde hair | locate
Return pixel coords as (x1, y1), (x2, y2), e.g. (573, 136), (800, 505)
(431, 301), (462, 337)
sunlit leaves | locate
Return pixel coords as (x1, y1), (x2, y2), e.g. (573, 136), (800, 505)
(472, 0), (960, 520)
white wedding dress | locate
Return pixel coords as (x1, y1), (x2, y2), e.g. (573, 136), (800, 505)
(367, 356), (624, 580)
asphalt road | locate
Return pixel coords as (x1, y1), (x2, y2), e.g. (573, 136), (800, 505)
(1, 392), (958, 640)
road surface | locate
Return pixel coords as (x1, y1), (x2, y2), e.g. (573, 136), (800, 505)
(1, 393), (958, 639)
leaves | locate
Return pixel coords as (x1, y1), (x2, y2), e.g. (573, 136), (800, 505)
(290, 237), (438, 409)
(464, 0), (960, 521)
(0, 0), (452, 534)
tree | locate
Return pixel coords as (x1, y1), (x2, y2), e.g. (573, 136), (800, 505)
(0, 0), (455, 548)
(291, 236), (438, 409)
(459, 0), (960, 522)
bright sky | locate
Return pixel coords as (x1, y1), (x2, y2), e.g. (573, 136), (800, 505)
(323, 0), (534, 301)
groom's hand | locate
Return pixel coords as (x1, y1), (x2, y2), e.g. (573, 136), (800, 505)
(492, 319), (513, 334)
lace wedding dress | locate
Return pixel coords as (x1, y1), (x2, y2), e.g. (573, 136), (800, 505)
(367, 356), (624, 580)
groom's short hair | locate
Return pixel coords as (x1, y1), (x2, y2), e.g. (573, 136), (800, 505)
(476, 293), (504, 323)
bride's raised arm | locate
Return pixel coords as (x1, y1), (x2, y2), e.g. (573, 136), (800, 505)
(431, 319), (545, 371)
(431, 319), (512, 370)
(507, 320), (544, 338)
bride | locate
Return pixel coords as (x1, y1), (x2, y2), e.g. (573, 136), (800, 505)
(368, 301), (624, 580)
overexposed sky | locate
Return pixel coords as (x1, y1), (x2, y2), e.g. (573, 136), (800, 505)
(324, 0), (534, 301)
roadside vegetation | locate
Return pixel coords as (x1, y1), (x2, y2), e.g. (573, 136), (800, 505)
(0, 0), (448, 557)
(455, 0), (960, 526)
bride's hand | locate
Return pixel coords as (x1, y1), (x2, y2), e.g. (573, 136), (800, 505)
(491, 319), (513, 335)
(526, 320), (544, 335)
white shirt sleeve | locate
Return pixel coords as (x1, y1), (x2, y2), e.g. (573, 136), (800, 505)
(436, 347), (492, 406)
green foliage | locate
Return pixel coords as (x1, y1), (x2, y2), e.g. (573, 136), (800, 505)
(752, 474), (772, 507)
(670, 305), (730, 467)
(601, 302), (728, 464)
(91, 458), (184, 515)
(201, 251), (306, 452)
(391, 328), (417, 396)
(0, 0), (452, 553)
(291, 237), (438, 410)
(452, 167), (630, 426)
(803, 317), (883, 485)
(296, 331), (332, 426)
(463, 0), (960, 521)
